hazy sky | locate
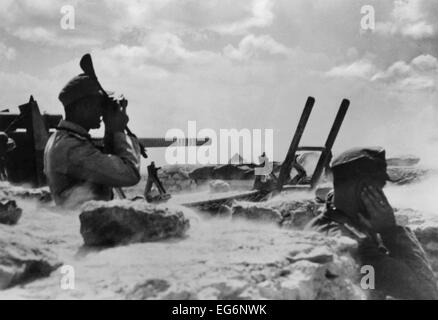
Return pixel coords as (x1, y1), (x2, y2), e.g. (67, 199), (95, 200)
(0, 0), (437, 164)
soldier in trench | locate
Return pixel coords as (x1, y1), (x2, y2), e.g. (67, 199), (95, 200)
(44, 73), (141, 208)
(307, 147), (438, 300)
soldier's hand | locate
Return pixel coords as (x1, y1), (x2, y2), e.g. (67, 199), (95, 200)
(359, 185), (396, 233)
(103, 102), (129, 133)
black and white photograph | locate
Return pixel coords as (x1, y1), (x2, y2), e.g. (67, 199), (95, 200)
(0, 0), (437, 307)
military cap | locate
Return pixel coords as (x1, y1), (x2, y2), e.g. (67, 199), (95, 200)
(331, 147), (390, 181)
(58, 73), (103, 107)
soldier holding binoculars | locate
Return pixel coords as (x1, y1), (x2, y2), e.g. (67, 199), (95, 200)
(44, 73), (141, 208)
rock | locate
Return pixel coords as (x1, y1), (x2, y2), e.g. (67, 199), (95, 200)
(231, 202), (282, 223)
(288, 246), (334, 264)
(209, 180), (231, 193)
(279, 261), (333, 299)
(387, 155), (420, 167)
(156, 166), (198, 194)
(163, 165), (186, 175)
(0, 226), (61, 289)
(0, 182), (52, 203)
(315, 185), (332, 203)
(333, 236), (358, 252)
(126, 279), (171, 300)
(207, 279), (249, 299)
(189, 166), (215, 182)
(4, 209), (366, 300)
(281, 207), (319, 229)
(281, 203), (323, 228)
(161, 288), (198, 300)
(179, 180), (192, 190)
(250, 234), (365, 300)
(212, 164), (254, 180)
(79, 200), (190, 246)
(0, 199), (22, 225)
(189, 163), (258, 183)
(178, 169), (190, 179)
(144, 232), (365, 300)
(230, 199), (323, 227)
(257, 280), (282, 299)
(280, 262), (319, 299)
(274, 199), (324, 229)
(170, 172), (180, 180)
(197, 287), (221, 299)
(217, 205), (232, 217)
(282, 257), (364, 300)
(387, 167), (429, 185)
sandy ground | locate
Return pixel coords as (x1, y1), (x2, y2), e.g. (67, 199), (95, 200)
(0, 192), (330, 299)
(1, 170), (437, 300)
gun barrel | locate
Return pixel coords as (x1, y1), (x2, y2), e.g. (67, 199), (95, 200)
(137, 137), (210, 148)
(91, 137), (210, 148)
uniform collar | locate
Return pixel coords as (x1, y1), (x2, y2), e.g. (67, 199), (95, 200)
(57, 120), (91, 139)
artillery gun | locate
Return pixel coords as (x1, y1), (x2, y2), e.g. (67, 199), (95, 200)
(0, 95), (208, 191)
(0, 94), (348, 212)
(178, 96), (349, 211)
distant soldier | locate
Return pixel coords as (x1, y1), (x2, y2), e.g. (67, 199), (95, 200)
(144, 162), (170, 202)
(253, 152), (275, 191)
(0, 132), (15, 180)
(306, 147), (438, 299)
(147, 162), (165, 193)
(289, 154), (307, 185)
(256, 152), (269, 182)
(44, 73), (141, 208)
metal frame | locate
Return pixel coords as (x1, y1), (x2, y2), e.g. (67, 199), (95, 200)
(180, 96), (350, 210)
(0, 96), (61, 187)
(277, 97), (350, 191)
(276, 96), (315, 189)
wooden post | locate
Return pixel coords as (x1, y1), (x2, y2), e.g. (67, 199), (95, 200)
(310, 99), (350, 188)
(276, 97), (315, 190)
(18, 96), (50, 187)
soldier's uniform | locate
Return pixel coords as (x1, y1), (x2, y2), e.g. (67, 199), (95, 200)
(44, 74), (141, 208)
(306, 147), (438, 300)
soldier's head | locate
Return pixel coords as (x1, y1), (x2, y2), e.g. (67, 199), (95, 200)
(58, 74), (105, 130)
(331, 147), (390, 213)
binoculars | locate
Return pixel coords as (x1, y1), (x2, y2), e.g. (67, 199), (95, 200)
(103, 94), (128, 113)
